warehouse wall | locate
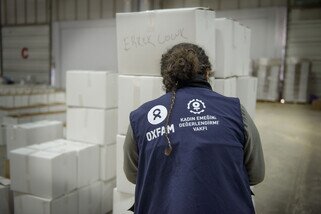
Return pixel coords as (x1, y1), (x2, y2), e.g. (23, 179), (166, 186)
(2, 25), (50, 83)
(1, 0), (49, 25)
(287, 8), (321, 97)
(52, 19), (117, 87)
(163, 0), (287, 9)
(0, 0), (290, 25)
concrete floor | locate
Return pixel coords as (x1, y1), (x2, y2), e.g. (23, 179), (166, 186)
(254, 102), (321, 214)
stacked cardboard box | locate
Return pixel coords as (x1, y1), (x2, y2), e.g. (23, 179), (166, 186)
(6, 120), (63, 159)
(115, 8), (216, 212)
(283, 58), (310, 103)
(213, 18), (257, 118)
(7, 70), (117, 214)
(66, 70), (118, 214)
(9, 140), (107, 214)
(0, 86), (66, 146)
(0, 86), (65, 109)
(254, 58), (281, 102)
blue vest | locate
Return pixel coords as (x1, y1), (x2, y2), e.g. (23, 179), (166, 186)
(130, 86), (254, 214)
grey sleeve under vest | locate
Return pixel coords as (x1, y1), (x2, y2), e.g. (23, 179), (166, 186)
(123, 125), (138, 184)
(241, 105), (265, 185)
(123, 106), (265, 185)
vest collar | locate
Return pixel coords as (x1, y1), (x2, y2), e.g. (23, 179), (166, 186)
(176, 74), (212, 91)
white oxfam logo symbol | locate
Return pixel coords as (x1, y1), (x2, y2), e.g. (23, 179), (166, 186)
(187, 99), (206, 114)
(147, 105), (168, 125)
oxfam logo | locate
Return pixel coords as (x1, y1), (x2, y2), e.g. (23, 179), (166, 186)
(147, 105), (168, 125)
(187, 99), (206, 114)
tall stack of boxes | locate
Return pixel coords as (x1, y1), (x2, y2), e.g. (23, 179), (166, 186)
(7, 70), (117, 214)
(66, 70), (118, 214)
(213, 18), (257, 118)
(255, 58), (281, 102)
(283, 58), (310, 103)
(10, 140), (94, 214)
(115, 8), (216, 212)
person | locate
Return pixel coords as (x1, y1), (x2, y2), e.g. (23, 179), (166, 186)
(123, 43), (265, 214)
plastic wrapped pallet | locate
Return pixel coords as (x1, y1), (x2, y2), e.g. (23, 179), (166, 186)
(113, 188), (135, 214)
(117, 8), (215, 76)
(118, 75), (165, 135)
(67, 108), (117, 145)
(256, 58), (280, 101)
(283, 58), (310, 103)
(100, 143), (116, 181)
(116, 135), (135, 194)
(14, 190), (78, 214)
(212, 77), (237, 97)
(10, 146), (77, 199)
(66, 71), (117, 109)
(6, 120), (63, 159)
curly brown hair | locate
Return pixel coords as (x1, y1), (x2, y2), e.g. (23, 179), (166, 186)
(160, 43), (213, 92)
(160, 43), (213, 156)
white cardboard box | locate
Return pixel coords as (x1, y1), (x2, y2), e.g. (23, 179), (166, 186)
(66, 71), (117, 109)
(2, 112), (66, 126)
(67, 108), (117, 145)
(101, 179), (116, 214)
(27, 140), (65, 151)
(212, 77), (237, 97)
(215, 18), (236, 78)
(78, 181), (102, 214)
(118, 75), (165, 135)
(48, 92), (66, 104)
(233, 21), (243, 77)
(10, 147), (37, 194)
(58, 141), (100, 188)
(117, 135), (135, 195)
(117, 8), (215, 76)
(236, 76), (258, 119)
(113, 188), (135, 214)
(13, 95), (29, 107)
(29, 94), (48, 106)
(23, 139), (99, 189)
(14, 190), (78, 214)
(6, 120), (63, 159)
(242, 26), (251, 76)
(10, 147), (77, 199)
(215, 18), (250, 78)
(100, 144), (116, 181)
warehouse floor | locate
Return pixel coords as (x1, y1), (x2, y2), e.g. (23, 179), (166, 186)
(254, 102), (321, 214)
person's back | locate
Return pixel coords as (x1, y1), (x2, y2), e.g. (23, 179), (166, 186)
(124, 43), (264, 214)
